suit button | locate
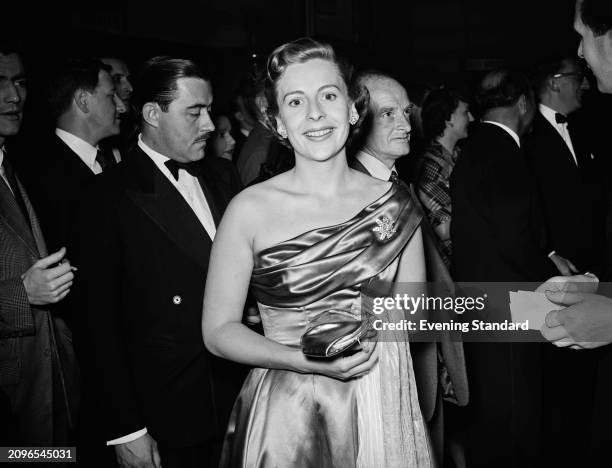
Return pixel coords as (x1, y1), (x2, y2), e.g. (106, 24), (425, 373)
(172, 295), (182, 305)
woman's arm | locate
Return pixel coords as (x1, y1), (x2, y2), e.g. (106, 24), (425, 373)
(397, 226), (428, 324)
(202, 191), (378, 380)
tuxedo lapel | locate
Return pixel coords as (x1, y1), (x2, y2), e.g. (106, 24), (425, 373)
(125, 149), (212, 271)
(539, 115), (580, 169)
(567, 122), (592, 168)
(0, 176), (39, 257)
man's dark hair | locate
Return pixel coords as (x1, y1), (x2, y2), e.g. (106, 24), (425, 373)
(476, 69), (531, 112)
(421, 87), (465, 141)
(133, 56), (209, 117)
(0, 37), (25, 56)
(580, 0), (612, 36)
(47, 58), (111, 121)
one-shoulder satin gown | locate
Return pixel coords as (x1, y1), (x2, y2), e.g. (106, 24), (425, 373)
(220, 184), (433, 468)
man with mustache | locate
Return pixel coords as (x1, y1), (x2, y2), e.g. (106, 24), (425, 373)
(70, 57), (243, 468)
(24, 58), (126, 252)
(0, 42), (78, 445)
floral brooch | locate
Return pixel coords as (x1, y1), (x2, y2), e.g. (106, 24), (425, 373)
(373, 216), (397, 241)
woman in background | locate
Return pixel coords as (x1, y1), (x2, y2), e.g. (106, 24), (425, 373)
(210, 113), (237, 161)
(415, 88), (473, 267)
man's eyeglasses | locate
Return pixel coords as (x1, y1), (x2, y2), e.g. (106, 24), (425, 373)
(552, 71), (585, 80)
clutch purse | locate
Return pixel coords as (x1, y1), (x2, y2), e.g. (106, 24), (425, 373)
(301, 316), (371, 358)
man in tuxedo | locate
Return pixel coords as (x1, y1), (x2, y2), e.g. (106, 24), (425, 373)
(524, 56), (606, 466)
(70, 57), (243, 468)
(525, 57), (606, 274)
(450, 70), (576, 467)
(0, 43), (78, 445)
(349, 70), (468, 467)
(25, 58), (126, 252)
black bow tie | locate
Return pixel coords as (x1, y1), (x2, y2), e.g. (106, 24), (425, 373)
(555, 113), (568, 124)
(164, 159), (200, 180)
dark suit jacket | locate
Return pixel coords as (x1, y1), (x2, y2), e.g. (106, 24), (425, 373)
(524, 112), (607, 274)
(450, 123), (559, 466)
(0, 159), (77, 444)
(70, 146), (243, 447)
(24, 135), (99, 253)
(451, 122), (557, 282)
(523, 112), (606, 467)
(349, 157), (468, 411)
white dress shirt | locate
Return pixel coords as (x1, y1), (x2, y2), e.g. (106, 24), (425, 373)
(538, 104), (578, 166)
(0, 147), (14, 195)
(55, 128), (121, 174)
(355, 151), (397, 181)
(482, 121), (521, 148)
(138, 135), (216, 241)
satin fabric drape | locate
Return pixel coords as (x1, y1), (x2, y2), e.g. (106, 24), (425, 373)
(220, 185), (433, 467)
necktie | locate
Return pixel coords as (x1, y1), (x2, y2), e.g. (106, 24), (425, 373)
(555, 113), (568, 124)
(164, 159), (200, 181)
(389, 171), (400, 184)
(1, 157), (31, 228)
(95, 147), (116, 172)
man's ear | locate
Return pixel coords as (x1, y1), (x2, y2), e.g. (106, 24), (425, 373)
(549, 77), (560, 93)
(74, 89), (89, 114)
(142, 102), (160, 128)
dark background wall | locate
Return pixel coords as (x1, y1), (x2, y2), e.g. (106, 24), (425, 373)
(20, 0), (580, 81)
(8, 0), (589, 123)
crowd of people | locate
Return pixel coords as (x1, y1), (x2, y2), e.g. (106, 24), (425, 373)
(1, 0), (612, 467)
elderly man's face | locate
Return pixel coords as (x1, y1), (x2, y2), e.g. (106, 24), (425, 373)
(0, 53), (26, 144)
(574, 0), (612, 93)
(364, 78), (411, 164)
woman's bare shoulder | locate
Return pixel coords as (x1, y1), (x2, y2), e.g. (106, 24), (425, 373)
(224, 173), (291, 218)
(348, 168), (392, 198)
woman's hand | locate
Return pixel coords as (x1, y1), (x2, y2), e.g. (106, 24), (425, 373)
(293, 339), (379, 381)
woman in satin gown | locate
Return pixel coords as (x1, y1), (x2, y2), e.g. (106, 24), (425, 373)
(203, 38), (433, 467)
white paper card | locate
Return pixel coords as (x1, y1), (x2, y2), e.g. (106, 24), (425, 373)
(509, 290), (560, 330)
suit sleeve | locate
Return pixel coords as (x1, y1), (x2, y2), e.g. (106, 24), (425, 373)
(69, 182), (145, 441)
(476, 147), (556, 281)
(0, 276), (35, 338)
